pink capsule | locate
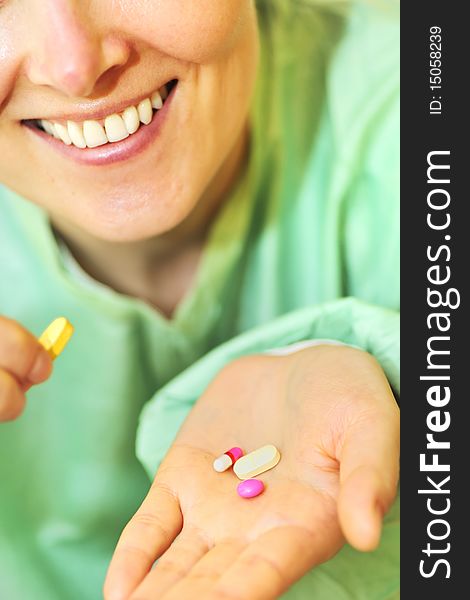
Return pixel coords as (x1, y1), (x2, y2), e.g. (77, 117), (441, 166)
(237, 479), (265, 499)
(213, 447), (244, 472)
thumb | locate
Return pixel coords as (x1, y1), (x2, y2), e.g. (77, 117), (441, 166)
(21, 348), (53, 392)
(337, 406), (399, 552)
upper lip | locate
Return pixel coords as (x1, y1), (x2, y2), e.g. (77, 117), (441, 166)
(22, 78), (176, 124)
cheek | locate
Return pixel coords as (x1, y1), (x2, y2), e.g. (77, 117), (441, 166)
(116, 0), (252, 63)
(0, 20), (20, 109)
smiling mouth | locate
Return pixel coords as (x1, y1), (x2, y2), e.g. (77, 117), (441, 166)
(22, 79), (178, 149)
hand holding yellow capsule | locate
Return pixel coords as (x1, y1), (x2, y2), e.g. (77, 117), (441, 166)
(38, 317), (74, 360)
(0, 316), (75, 420)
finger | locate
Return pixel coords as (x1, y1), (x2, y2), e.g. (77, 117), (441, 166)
(155, 541), (241, 600)
(104, 482), (183, 600)
(0, 317), (52, 384)
(21, 349), (53, 393)
(338, 406), (400, 552)
(202, 526), (338, 600)
(0, 369), (26, 421)
(130, 531), (226, 599)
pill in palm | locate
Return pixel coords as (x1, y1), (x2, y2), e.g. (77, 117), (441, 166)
(233, 444), (281, 480)
(38, 317), (74, 360)
(237, 479), (265, 499)
(213, 447), (244, 472)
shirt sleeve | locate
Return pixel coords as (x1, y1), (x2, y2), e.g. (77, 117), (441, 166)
(264, 339), (355, 355)
(136, 296), (399, 479)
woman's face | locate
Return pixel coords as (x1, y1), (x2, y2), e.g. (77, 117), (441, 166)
(0, 0), (259, 241)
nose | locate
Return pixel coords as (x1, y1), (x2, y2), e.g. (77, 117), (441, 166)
(25, 1), (131, 98)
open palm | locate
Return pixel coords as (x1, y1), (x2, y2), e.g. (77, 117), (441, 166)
(105, 346), (399, 600)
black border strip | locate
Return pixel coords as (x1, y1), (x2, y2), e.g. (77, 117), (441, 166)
(401, 2), (467, 596)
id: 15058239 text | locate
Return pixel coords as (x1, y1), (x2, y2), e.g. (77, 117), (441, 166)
(429, 26), (443, 115)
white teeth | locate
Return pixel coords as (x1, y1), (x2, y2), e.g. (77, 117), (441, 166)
(41, 83), (172, 148)
(137, 98), (152, 125)
(122, 106), (140, 134)
(83, 120), (108, 148)
(41, 120), (55, 136)
(151, 91), (163, 110)
(67, 121), (87, 148)
(54, 123), (73, 145)
(41, 120), (61, 139)
(104, 114), (129, 143)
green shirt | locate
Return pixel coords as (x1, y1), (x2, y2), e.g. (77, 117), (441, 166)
(0, 1), (399, 598)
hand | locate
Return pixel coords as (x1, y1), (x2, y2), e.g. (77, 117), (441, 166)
(104, 345), (399, 600)
(0, 316), (53, 421)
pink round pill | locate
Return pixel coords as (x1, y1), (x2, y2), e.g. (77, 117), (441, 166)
(237, 478), (265, 499)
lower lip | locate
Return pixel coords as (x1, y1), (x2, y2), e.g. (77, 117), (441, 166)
(24, 85), (177, 167)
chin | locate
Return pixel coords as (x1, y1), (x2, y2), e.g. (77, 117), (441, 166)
(76, 191), (196, 242)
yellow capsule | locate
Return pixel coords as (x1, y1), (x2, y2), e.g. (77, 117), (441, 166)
(38, 317), (74, 360)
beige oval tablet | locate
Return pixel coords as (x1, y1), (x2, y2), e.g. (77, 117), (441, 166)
(233, 444), (281, 480)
